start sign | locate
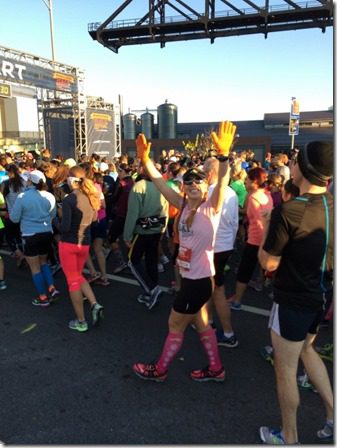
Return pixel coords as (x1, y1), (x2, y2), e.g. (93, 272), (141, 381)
(0, 83), (11, 98)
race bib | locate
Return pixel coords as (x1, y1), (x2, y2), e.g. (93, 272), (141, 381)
(176, 246), (192, 271)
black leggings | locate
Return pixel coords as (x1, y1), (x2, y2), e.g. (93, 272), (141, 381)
(236, 242), (259, 284)
(4, 218), (22, 252)
(128, 233), (161, 294)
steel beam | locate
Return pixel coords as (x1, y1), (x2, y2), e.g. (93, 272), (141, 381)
(88, 0), (333, 53)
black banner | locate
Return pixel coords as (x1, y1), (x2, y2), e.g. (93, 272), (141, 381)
(86, 108), (115, 158)
(0, 56), (78, 93)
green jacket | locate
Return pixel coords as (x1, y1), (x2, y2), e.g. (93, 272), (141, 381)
(123, 179), (168, 242)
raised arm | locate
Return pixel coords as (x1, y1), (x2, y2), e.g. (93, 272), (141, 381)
(210, 121), (237, 212)
(136, 134), (183, 209)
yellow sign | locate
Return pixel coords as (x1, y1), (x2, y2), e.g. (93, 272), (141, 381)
(90, 112), (112, 131)
(53, 72), (75, 91)
(0, 83), (11, 98)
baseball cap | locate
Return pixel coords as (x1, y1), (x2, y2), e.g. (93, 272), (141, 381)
(99, 162), (109, 173)
(64, 158), (77, 168)
(20, 171), (30, 182)
(29, 169), (46, 185)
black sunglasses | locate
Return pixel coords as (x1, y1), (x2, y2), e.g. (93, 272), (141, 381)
(183, 178), (204, 185)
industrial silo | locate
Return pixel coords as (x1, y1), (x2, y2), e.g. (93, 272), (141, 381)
(141, 112), (154, 139)
(123, 113), (137, 139)
(157, 101), (177, 139)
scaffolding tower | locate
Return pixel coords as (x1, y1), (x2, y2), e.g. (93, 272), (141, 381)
(0, 45), (86, 156)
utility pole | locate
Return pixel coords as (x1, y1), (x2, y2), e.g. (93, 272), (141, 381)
(42, 0), (56, 62)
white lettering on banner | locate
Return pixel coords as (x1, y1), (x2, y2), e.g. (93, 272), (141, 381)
(0, 60), (26, 80)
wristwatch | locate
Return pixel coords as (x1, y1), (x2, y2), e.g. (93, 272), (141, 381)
(216, 155), (229, 162)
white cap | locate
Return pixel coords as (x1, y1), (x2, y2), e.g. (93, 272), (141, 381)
(99, 162), (109, 172)
(64, 158), (77, 168)
(29, 169), (46, 184)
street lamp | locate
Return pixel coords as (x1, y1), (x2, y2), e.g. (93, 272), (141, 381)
(42, 0), (56, 62)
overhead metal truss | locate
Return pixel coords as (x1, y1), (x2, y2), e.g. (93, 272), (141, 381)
(88, 0), (333, 53)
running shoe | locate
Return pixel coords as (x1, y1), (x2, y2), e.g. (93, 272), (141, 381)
(147, 286), (162, 310)
(227, 295), (242, 310)
(216, 330), (239, 348)
(49, 287), (60, 302)
(0, 280), (7, 290)
(112, 262), (128, 274)
(259, 427), (285, 444)
(248, 279), (263, 292)
(316, 343), (333, 362)
(157, 262), (164, 273)
(87, 272), (101, 283)
(32, 297), (50, 307)
(317, 420), (334, 441)
(137, 293), (150, 305)
(190, 365), (225, 382)
(260, 345), (274, 366)
(133, 362), (168, 382)
(297, 372), (317, 393)
(69, 319), (88, 332)
(160, 255), (170, 265)
(230, 302), (241, 311)
(94, 277), (110, 286)
(91, 303), (104, 326)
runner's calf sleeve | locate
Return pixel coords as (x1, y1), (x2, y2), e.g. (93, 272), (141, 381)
(156, 331), (184, 374)
(32, 272), (47, 296)
(40, 263), (54, 288)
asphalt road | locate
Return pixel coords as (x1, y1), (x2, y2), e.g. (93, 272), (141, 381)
(0, 248), (333, 445)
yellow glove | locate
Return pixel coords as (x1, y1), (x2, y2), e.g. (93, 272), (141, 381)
(136, 133), (151, 163)
(211, 121), (237, 157)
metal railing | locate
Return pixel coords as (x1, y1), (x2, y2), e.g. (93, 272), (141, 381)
(88, 1), (327, 31)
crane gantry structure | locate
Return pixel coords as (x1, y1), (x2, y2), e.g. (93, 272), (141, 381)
(88, 0), (333, 53)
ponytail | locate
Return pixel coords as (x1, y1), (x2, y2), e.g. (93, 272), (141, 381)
(69, 165), (101, 211)
(79, 177), (101, 211)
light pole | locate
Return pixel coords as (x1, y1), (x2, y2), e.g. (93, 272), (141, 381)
(42, 0), (56, 62)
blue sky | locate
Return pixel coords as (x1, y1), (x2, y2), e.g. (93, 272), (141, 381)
(1, 0), (333, 123)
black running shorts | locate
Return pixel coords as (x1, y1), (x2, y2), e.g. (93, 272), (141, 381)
(173, 276), (214, 314)
(214, 250), (234, 287)
(236, 242), (259, 284)
(22, 232), (53, 257)
(268, 302), (324, 342)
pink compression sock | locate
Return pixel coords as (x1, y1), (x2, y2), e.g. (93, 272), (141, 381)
(199, 327), (223, 371)
(156, 332), (184, 374)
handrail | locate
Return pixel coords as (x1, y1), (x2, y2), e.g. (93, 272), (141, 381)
(88, 1), (327, 31)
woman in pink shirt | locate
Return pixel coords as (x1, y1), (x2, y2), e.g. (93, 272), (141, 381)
(229, 167), (273, 310)
(132, 121), (236, 383)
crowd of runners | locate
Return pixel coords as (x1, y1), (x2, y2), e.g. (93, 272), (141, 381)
(0, 121), (333, 444)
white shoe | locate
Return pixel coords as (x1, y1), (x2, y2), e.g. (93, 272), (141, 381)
(160, 255), (170, 265)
